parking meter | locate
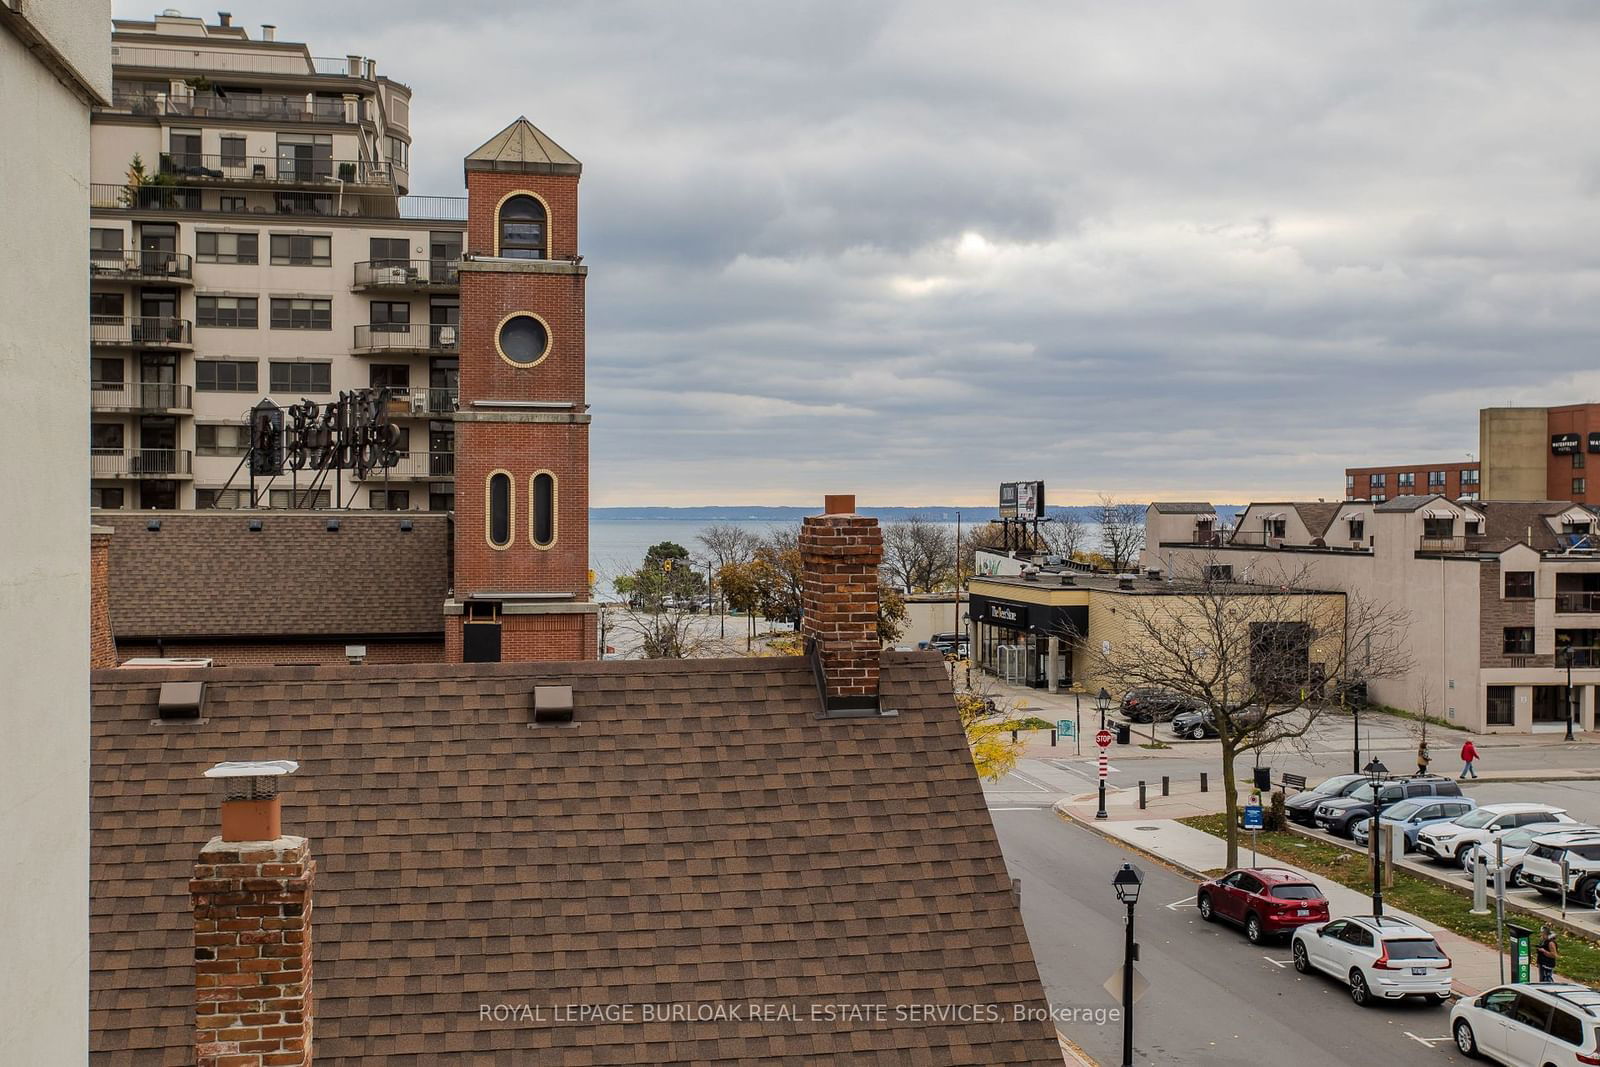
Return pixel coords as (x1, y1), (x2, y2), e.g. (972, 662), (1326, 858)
(1506, 923), (1534, 983)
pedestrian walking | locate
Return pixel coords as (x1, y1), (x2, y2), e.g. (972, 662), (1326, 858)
(1417, 739), (1431, 776)
(1538, 925), (1559, 982)
(1460, 738), (1480, 779)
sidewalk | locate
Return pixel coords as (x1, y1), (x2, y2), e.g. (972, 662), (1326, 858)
(1055, 803), (1518, 996)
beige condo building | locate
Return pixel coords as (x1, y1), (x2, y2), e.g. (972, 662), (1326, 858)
(90, 11), (470, 511)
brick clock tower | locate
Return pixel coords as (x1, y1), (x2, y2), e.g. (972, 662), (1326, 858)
(446, 118), (598, 662)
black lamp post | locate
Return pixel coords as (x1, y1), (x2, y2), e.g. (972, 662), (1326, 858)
(1364, 756), (1388, 917)
(1561, 646), (1576, 741)
(1349, 687), (1361, 775)
(1096, 689), (1112, 821)
(1112, 862), (1144, 1067)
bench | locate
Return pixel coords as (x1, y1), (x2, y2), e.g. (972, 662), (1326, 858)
(1281, 773), (1307, 793)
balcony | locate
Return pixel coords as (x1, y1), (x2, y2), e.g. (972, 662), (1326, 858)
(90, 249), (194, 284)
(426, 387), (458, 414)
(1418, 534), (1467, 553)
(159, 152), (393, 189)
(90, 382), (192, 413)
(90, 316), (193, 349)
(352, 322), (458, 355)
(91, 183), (465, 222)
(353, 259), (460, 292)
(356, 453), (456, 480)
(90, 448), (192, 478)
(110, 44), (372, 78)
(1556, 591), (1600, 614)
(109, 89), (355, 124)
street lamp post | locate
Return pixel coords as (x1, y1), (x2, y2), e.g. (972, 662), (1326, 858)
(1112, 862), (1144, 1067)
(1096, 689), (1112, 821)
(1562, 646), (1576, 742)
(1364, 756), (1389, 917)
(1349, 690), (1361, 775)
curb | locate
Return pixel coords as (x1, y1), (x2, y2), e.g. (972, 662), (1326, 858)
(1053, 802), (1216, 882)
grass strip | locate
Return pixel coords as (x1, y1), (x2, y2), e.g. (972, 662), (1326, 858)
(1180, 813), (1600, 986)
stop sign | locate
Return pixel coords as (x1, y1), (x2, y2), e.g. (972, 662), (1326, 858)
(1095, 729), (1114, 749)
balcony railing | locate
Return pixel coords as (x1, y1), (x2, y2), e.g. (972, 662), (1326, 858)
(426, 387), (459, 414)
(91, 183), (465, 222)
(1556, 592), (1600, 614)
(90, 249), (193, 282)
(90, 316), (193, 348)
(111, 44), (369, 78)
(1557, 649), (1600, 668)
(357, 452), (456, 480)
(90, 448), (192, 478)
(159, 152), (392, 187)
(109, 89), (355, 124)
(352, 322), (458, 354)
(90, 382), (192, 412)
(353, 259), (461, 290)
(1418, 534), (1467, 553)
(1505, 654), (1551, 669)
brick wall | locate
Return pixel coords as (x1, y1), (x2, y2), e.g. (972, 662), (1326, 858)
(90, 528), (116, 669)
(798, 506), (884, 701)
(190, 837), (315, 1067)
(445, 612), (596, 662)
(112, 640), (445, 667)
(466, 172), (579, 260)
(458, 270), (586, 405)
(1479, 560), (1543, 668)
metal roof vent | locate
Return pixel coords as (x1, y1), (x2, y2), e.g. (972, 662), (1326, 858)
(325, 519), (340, 532)
(399, 519), (413, 532)
(1059, 574), (1075, 586)
(158, 680), (206, 720)
(1021, 567), (1039, 581)
(146, 518), (161, 532)
(1118, 574), (1136, 590)
(532, 684), (574, 724)
(248, 519), (263, 532)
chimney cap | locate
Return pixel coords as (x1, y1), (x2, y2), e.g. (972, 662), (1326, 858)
(205, 759), (298, 779)
(823, 494), (856, 515)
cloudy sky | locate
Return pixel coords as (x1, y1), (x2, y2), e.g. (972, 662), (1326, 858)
(116, 2), (1600, 506)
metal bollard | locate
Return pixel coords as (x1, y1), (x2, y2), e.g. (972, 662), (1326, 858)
(1051, 729), (1057, 747)
(1011, 729), (1018, 743)
(1200, 772), (1208, 793)
(1162, 775), (1170, 797)
(1138, 781), (1147, 809)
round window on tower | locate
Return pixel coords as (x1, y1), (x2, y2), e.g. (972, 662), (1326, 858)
(496, 312), (551, 368)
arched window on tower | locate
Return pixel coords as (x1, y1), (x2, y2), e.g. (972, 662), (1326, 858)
(487, 471), (512, 548)
(498, 195), (546, 259)
(531, 472), (556, 548)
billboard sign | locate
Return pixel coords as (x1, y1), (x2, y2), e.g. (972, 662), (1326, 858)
(999, 480), (1045, 519)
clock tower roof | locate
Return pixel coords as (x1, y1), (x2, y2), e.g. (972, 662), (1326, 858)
(464, 116), (582, 178)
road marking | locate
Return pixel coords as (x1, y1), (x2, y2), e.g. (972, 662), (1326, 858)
(1164, 896), (1196, 911)
(989, 806), (1046, 812)
(1403, 1033), (1452, 1048)
(1008, 771), (1053, 792)
(1262, 957), (1291, 968)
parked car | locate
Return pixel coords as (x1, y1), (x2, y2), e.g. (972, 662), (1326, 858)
(1351, 796), (1477, 852)
(1313, 776), (1463, 838)
(1285, 774), (1372, 826)
(1450, 983), (1600, 1065)
(1291, 915), (1454, 1007)
(1461, 823), (1590, 888)
(1416, 804), (1576, 867)
(1519, 830), (1600, 905)
(1120, 687), (1201, 724)
(1196, 867), (1329, 944)
(1170, 704), (1266, 740)
(923, 632), (969, 658)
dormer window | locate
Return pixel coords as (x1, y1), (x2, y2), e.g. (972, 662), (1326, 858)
(1265, 517), (1286, 539)
(1422, 516), (1454, 540)
(498, 194), (546, 259)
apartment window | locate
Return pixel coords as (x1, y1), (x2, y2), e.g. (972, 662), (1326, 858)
(220, 195), (246, 213)
(275, 132), (332, 181)
(269, 361), (331, 394)
(369, 489), (411, 511)
(1464, 518), (1483, 535)
(430, 230), (462, 264)
(1348, 519), (1365, 541)
(369, 364), (410, 390)
(1345, 474), (1355, 491)
(196, 295), (258, 328)
(91, 292), (124, 318)
(487, 472), (512, 548)
(1203, 564), (1234, 582)
(90, 423), (124, 451)
(369, 300), (411, 332)
(220, 135), (246, 168)
(269, 298), (331, 330)
(1265, 518), (1286, 539)
(1577, 478), (1588, 496)
(195, 488), (247, 509)
(1486, 686), (1515, 726)
(90, 358), (124, 385)
(269, 233), (331, 266)
(1372, 494), (1386, 503)
(1422, 516), (1453, 540)
(1461, 469), (1480, 486)
(195, 231), (258, 264)
(195, 424), (249, 457)
(1504, 571), (1535, 599)
(1369, 473), (1386, 488)
(169, 127), (201, 168)
(1574, 451), (1587, 469)
(90, 486), (125, 509)
(90, 228), (124, 265)
(385, 135), (408, 168)
(1397, 472), (1415, 488)
(429, 483), (454, 512)
(1503, 628), (1535, 656)
(369, 237), (409, 267)
(531, 472), (556, 548)
(268, 489), (331, 509)
(498, 194), (546, 259)
(195, 360), (258, 393)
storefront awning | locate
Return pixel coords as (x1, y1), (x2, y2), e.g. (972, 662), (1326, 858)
(968, 594), (1088, 639)
(1260, 511), (1285, 521)
(1193, 513), (1219, 523)
(1557, 509), (1593, 526)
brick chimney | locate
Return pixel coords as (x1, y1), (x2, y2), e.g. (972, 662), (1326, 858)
(90, 525), (116, 668)
(799, 494), (884, 711)
(191, 762), (313, 1067)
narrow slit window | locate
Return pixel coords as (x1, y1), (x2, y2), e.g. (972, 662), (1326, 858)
(488, 472), (512, 548)
(532, 472), (555, 547)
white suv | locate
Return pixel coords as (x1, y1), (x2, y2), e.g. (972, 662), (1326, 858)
(1462, 823), (1593, 888)
(1291, 915), (1453, 1006)
(1416, 803), (1575, 867)
(1451, 983), (1600, 1065)
(1521, 830), (1600, 905)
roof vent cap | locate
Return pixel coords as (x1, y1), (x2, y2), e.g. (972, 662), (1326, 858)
(158, 679), (206, 720)
(533, 684), (574, 724)
(248, 519), (263, 532)
(147, 518), (161, 532)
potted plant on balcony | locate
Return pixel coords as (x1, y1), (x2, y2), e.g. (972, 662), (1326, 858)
(121, 155), (178, 210)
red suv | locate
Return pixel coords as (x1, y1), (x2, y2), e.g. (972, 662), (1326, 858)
(1197, 867), (1330, 944)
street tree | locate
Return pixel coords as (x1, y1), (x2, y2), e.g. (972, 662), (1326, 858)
(753, 526), (804, 626)
(1041, 512), (1090, 561)
(717, 560), (764, 651)
(881, 517), (956, 593)
(1093, 555), (1411, 868)
(697, 524), (762, 635)
(956, 683), (1024, 781)
(1096, 494), (1146, 573)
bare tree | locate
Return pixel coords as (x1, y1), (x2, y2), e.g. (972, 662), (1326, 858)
(1093, 554), (1411, 868)
(881, 517), (956, 594)
(1096, 494), (1146, 573)
(697, 524), (762, 636)
(1041, 513), (1089, 561)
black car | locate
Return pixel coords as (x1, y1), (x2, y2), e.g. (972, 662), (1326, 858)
(1312, 775), (1462, 837)
(1121, 687), (1200, 724)
(1170, 704), (1266, 740)
(924, 632), (969, 658)
(1285, 774), (1371, 826)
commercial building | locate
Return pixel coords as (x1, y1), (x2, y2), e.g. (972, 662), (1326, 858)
(2, 2), (111, 1060)
(1481, 402), (1600, 506)
(89, 501), (1061, 1064)
(1144, 495), (1600, 733)
(1344, 460), (1480, 503)
(89, 12), (466, 512)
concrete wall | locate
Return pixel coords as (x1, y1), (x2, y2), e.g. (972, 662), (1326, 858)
(904, 596), (960, 647)
(1481, 407), (1549, 501)
(0, 5), (111, 1062)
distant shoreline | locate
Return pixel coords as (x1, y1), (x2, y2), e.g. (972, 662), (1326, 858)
(591, 505), (1243, 522)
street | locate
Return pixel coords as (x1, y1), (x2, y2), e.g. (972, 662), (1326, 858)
(994, 810), (1470, 1066)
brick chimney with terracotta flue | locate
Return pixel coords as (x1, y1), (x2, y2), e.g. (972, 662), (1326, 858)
(190, 772), (315, 1067)
(799, 495), (884, 708)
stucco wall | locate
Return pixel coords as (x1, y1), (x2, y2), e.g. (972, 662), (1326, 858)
(0, 5), (109, 1062)
(1481, 407), (1549, 501)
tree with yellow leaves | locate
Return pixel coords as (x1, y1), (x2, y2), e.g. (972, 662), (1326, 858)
(956, 684), (1024, 781)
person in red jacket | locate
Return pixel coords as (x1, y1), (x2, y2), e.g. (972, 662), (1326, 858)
(1460, 739), (1480, 779)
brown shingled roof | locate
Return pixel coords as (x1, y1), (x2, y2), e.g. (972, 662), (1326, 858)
(1469, 500), (1595, 553)
(90, 653), (1060, 1065)
(1291, 502), (1342, 538)
(96, 511), (449, 639)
